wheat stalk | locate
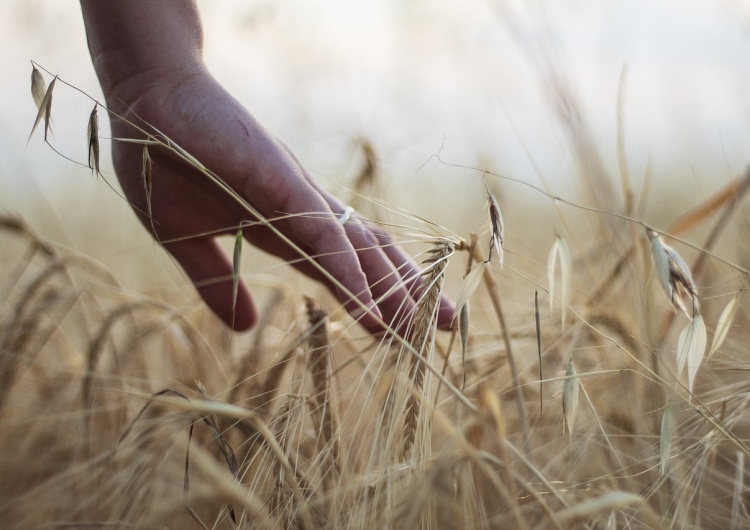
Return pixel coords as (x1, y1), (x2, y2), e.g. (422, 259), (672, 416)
(305, 296), (340, 490)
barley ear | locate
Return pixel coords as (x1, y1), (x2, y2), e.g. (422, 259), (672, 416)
(402, 241), (453, 457)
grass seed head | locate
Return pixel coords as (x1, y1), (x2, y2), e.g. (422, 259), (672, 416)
(87, 104), (101, 177)
(646, 227), (699, 318)
(676, 315), (707, 394)
(547, 236), (571, 328)
(232, 227), (243, 310)
(659, 398), (673, 476)
(708, 293), (739, 358)
(141, 145), (154, 230)
(28, 76), (56, 144)
(485, 184), (505, 268)
(30, 65), (46, 111)
(562, 357), (580, 439)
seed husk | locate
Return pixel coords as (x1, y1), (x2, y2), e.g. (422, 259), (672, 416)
(232, 227), (243, 310)
(548, 236), (571, 328)
(485, 184), (505, 268)
(87, 104), (101, 177)
(28, 76), (56, 144)
(31, 66), (46, 111)
(646, 227), (700, 318)
(676, 315), (707, 394)
(708, 293), (739, 359)
(562, 357), (580, 438)
(659, 398), (673, 476)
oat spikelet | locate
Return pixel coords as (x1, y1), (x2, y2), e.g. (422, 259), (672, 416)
(87, 104), (101, 177)
(232, 227), (243, 311)
(141, 145), (155, 235)
(708, 293), (739, 359)
(676, 315), (707, 394)
(402, 241), (454, 457)
(30, 65), (46, 111)
(28, 75), (56, 144)
(562, 357), (580, 439)
(548, 236), (571, 328)
(305, 297), (339, 485)
(485, 184), (505, 268)
(459, 302), (469, 389)
(452, 260), (486, 322)
(646, 227), (700, 318)
(659, 398), (673, 477)
(453, 261), (484, 385)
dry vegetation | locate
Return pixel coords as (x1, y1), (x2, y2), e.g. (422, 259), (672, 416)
(3, 55), (750, 529)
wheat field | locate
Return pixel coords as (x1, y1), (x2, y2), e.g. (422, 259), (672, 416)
(4, 12), (750, 528)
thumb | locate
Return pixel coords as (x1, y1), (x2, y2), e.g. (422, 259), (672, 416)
(166, 237), (257, 331)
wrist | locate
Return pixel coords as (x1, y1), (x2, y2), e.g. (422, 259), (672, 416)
(80, 0), (206, 110)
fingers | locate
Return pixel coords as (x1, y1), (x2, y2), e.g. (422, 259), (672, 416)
(371, 227), (457, 330)
(165, 237), (257, 331)
(340, 218), (416, 335)
(278, 188), (383, 330)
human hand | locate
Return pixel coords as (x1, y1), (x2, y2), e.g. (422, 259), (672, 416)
(103, 67), (455, 334)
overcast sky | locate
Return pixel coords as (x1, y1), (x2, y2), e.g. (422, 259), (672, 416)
(2, 0), (750, 238)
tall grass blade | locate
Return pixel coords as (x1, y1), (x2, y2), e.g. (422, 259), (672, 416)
(30, 65), (46, 111)
(563, 357), (579, 438)
(459, 302), (469, 390)
(535, 289), (543, 410)
(731, 451), (746, 530)
(232, 227), (243, 310)
(557, 491), (644, 525)
(659, 398), (673, 476)
(708, 293), (739, 359)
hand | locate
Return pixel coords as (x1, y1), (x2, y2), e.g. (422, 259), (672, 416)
(104, 67), (455, 334)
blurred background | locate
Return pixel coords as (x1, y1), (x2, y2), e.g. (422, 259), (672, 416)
(1, 0), (750, 295)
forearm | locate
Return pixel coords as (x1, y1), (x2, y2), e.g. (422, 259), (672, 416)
(80, 0), (206, 103)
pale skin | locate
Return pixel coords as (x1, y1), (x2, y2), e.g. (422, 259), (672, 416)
(79, 0), (454, 335)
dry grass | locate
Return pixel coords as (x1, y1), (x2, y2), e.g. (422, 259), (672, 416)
(6, 59), (750, 529)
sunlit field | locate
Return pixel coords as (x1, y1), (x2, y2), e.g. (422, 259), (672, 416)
(2, 1), (750, 529)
